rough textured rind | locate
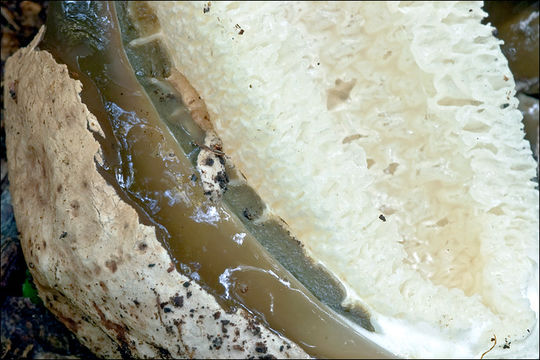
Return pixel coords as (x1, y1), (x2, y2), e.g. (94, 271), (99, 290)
(4, 29), (308, 359)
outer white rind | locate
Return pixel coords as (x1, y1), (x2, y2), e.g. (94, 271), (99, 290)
(150, 1), (539, 358)
(4, 30), (308, 359)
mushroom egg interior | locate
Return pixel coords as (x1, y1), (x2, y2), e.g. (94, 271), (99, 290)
(41, 1), (394, 358)
(40, 1), (539, 358)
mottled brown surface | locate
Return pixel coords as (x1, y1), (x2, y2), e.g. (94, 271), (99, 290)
(1, 2), (95, 359)
(3, 29), (308, 359)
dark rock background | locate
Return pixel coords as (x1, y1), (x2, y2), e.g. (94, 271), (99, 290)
(1, 2), (96, 358)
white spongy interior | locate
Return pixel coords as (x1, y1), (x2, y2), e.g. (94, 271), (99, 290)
(149, 1), (539, 358)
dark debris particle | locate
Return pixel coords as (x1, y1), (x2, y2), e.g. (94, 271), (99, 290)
(159, 301), (168, 309)
(133, 299), (140, 307)
(203, 3), (210, 13)
(205, 157), (214, 166)
(234, 23), (244, 35)
(255, 342), (267, 353)
(379, 214), (386, 222)
(221, 319), (230, 333)
(215, 171), (229, 190)
(190, 174), (198, 182)
(171, 295), (184, 308)
(213, 311), (221, 320)
(186, 291), (192, 298)
(243, 208), (254, 220)
(148, 263), (156, 268)
(60, 231), (68, 239)
(156, 346), (171, 358)
(279, 345), (284, 352)
(163, 307), (171, 313)
(8, 80), (18, 102)
(247, 321), (261, 336)
(183, 281), (191, 288)
(212, 336), (223, 350)
(233, 344), (245, 351)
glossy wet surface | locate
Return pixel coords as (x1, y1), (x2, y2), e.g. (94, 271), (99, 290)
(41, 2), (394, 358)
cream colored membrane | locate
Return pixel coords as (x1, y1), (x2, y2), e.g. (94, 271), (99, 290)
(149, 1), (539, 357)
(296, 2), (482, 296)
(42, 3), (395, 358)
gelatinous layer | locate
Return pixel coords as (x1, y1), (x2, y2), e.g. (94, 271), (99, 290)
(41, 1), (393, 358)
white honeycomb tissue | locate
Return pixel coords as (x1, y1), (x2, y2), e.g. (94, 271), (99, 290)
(149, 1), (539, 358)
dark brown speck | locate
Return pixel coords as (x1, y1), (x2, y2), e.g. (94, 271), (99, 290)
(255, 342), (267, 353)
(105, 260), (117, 273)
(171, 295), (184, 308)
